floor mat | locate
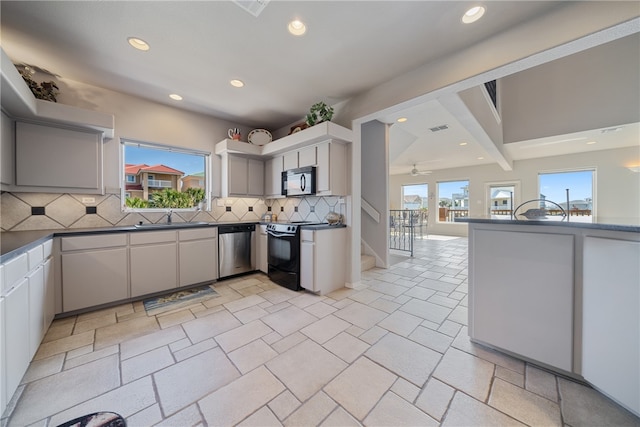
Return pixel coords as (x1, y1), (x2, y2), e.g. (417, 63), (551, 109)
(143, 285), (219, 316)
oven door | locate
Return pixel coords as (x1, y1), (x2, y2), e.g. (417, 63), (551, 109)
(267, 229), (301, 290)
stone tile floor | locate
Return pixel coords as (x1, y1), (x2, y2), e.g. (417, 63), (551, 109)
(2, 236), (639, 426)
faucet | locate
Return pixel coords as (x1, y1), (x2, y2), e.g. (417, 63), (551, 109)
(166, 209), (173, 224)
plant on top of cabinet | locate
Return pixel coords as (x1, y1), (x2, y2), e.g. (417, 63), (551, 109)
(15, 63), (59, 102)
(305, 102), (334, 127)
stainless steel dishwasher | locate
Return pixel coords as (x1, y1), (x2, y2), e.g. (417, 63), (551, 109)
(218, 224), (256, 279)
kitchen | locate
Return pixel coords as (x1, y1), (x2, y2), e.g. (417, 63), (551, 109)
(1, 1), (640, 425)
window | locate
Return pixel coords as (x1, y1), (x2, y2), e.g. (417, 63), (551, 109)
(401, 184), (428, 210)
(438, 180), (469, 222)
(487, 183), (517, 219)
(539, 170), (594, 222)
(121, 139), (210, 211)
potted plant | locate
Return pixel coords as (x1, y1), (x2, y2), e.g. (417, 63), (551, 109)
(305, 102), (334, 127)
(16, 64), (59, 102)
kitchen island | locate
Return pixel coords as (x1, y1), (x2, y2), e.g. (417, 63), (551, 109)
(461, 218), (639, 417)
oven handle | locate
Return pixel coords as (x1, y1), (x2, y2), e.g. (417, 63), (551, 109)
(267, 230), (296, 238)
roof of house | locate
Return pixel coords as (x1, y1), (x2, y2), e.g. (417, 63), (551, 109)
(125, 164), (184, 176)
(403, 195), (422, 203)
(182, 172), (205, 179)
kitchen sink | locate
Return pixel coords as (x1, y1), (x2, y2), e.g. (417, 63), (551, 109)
(134, 221), (210, 229)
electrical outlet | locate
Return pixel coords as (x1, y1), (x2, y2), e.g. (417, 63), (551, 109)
(82, 197), (95, 204)
(225, 199), (233, 206)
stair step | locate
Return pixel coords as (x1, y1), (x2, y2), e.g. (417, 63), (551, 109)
(361, 254), (376, 271)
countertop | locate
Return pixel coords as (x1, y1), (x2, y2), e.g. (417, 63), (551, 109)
(457, 217), (640, 233)
(1, 221), (348, 262)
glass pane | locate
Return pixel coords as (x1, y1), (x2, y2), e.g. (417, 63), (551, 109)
(402, 184), (428, 209)
(539, 170), (593, 223)
(438, 180), (469, 222)
(122, 141), (208, 210)
(489, 184), (515, 219)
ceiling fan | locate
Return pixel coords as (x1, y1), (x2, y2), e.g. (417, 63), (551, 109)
(410, 164), (432, 176)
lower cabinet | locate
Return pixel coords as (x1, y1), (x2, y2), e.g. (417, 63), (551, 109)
(300, 228), (346, 295)
(61, 233), (129, 311)
(0, 295), (5, 415)
(27, 266), (45, 358)
(582, 236), (640, 415)
(178, 228), (218, 286)
(257, 225), (268, 274)
(4, 279), (30, 409)
(130, 231), (178, 297)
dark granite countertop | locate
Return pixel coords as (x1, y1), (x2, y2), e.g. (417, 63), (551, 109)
(457, 217), (640, 233)
(0, 221), (258, 262)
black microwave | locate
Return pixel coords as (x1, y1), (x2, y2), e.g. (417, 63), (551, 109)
(282, 166), (316, 196)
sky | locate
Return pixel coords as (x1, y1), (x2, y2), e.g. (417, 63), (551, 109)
(125, 145), (205, 176)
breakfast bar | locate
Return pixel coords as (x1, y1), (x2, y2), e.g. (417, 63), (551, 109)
(461, 218), (640, 417)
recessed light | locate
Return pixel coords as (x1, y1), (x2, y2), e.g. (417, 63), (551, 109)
(462, 6), (485, 24)
(477, 156), (484, 160)
(459, 142), (468, 146)
(397, 117), (408, 123)
(230, 79), (244, 88)
(127, 37), (150, 51)
(586, 141), (597, 145)
(169, 94), (183, 101)
(288, 19), (306, 36)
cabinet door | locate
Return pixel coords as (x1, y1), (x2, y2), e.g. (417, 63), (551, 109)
(283, 151), (298, 170)
(317, 142), (347, 195)
(265, 156), (283, 197)
(1, 111), (14, 187)
(257, 228), (268, 274)
(43, 258), (55, 330)
(582, 237), (640, 414)
(316, 143), (330, 193)
(27, 266), (45, 358)
(130, 243), (177, 297)
(228, 155), (248, 195)
(247, 158), (264, 196)
(298, 146), (317, 167)
(62, 248), (128, 311)
(15, 122), (102, 190)
(5, 279), (30, 403)
(0, 296), (6, 415)
(300, 238), (315, 292)
(179, 238), (217, 286)
(470, 230), (574, 371)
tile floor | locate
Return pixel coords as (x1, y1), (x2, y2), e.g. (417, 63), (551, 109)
(3, 236), (639, 426)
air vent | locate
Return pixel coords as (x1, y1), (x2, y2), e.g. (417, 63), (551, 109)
(601, 127), (622, 134)
(429, 124), (449, 132)
(232, 0), (270, 17)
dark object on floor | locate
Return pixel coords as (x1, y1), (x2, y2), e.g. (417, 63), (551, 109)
(57, 411), (126, 427)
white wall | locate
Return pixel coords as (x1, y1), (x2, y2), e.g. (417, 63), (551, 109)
(390, 146), (640, 236)
(361, 120), (389, 266)
(501, 34), (640, 143)
(53, 78), (254, 194)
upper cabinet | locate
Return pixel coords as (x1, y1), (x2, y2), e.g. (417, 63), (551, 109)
(1, 48), (114, 194)
(220, 153), (265, 197)
(216, 121), (352, 198)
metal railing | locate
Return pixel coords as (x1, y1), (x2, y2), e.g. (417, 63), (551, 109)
(389, 209), (428, 256)
(147, 179), (173, 188)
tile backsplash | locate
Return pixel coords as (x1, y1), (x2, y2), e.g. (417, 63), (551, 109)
(0, 192), (345, 232)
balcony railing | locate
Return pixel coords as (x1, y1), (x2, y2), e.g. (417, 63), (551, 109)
(147, 179), (173, 188)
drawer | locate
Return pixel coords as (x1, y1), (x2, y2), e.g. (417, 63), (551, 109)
(130, 230), (177, 245)
(179, 227), (217, 241)
(301, 229), (314, 242)
(61, 234), (128, 251)
(27, 245), (44, 270)
(3, 253), (28, 293)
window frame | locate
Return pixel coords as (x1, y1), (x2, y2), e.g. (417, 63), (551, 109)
(120, 138), (212, 213)
(436, 179), (470, 223)
(537, 168), (595, 221)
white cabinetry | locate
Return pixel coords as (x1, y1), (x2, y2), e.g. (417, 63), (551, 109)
(1, 239), (56, 415)
(221, 154), (264, 197)
(257, 225), (268, 274)
(264, 156), (283, 198)
(14, 122), (104, 193)
(1, 111), (14, 187)
(61, 234), (128, 311)
(283, 151), (298, 170)
(469, 229), (574, 372)
(130, 231), (177, 297)
(179, 228), (218, 286)
(300, 228), (346, 295)
(582, 236), (640, 416)
(316, 141), (347, 196)
(4, 279), (29, 412)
